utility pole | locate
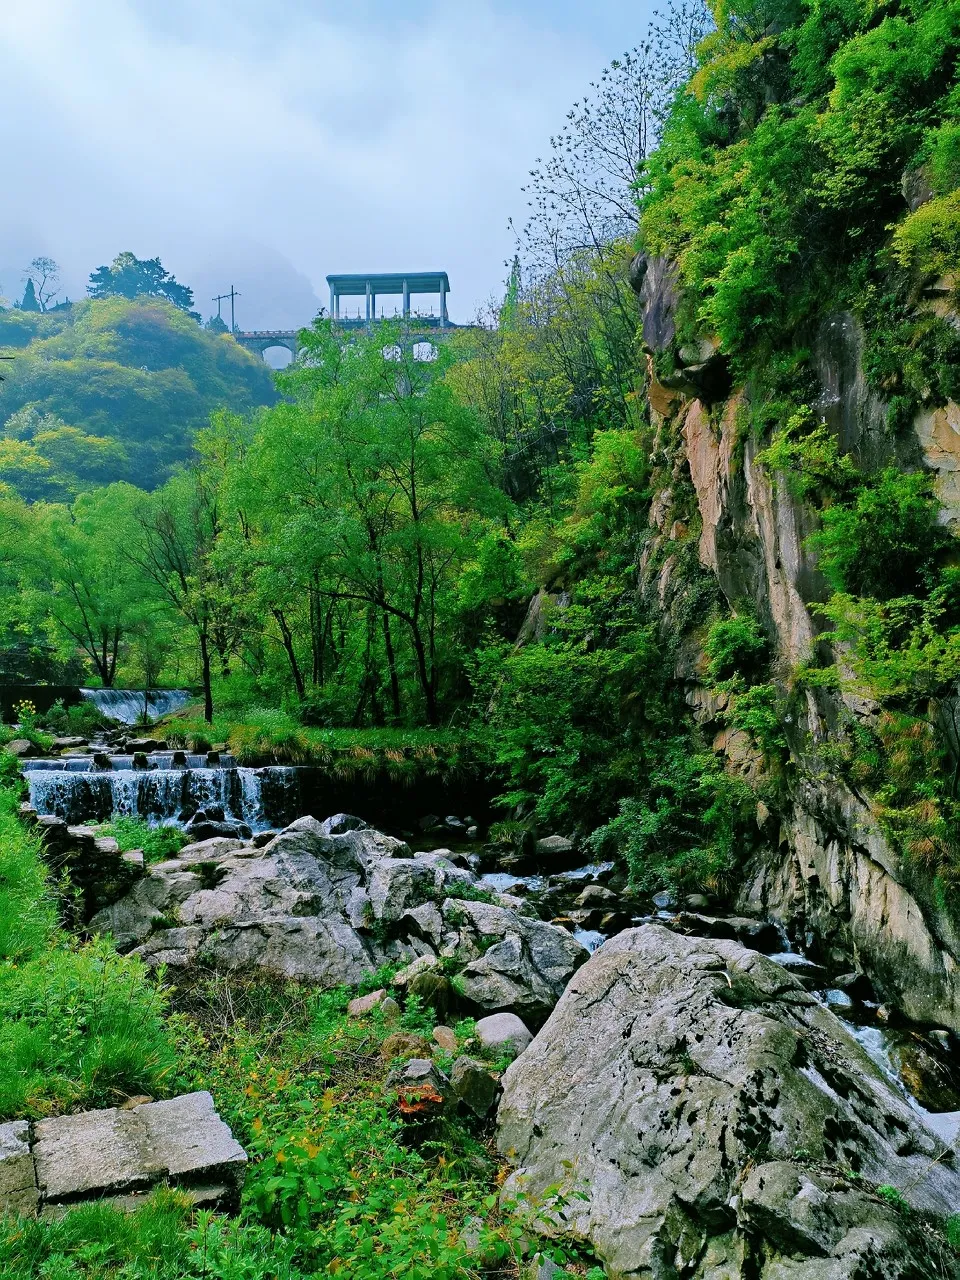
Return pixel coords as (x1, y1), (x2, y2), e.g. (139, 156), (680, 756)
(212, 286), (241, 333)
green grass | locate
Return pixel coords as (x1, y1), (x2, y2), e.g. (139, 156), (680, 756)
(160, 708), (470, 777)
(0, 750), (178, 1119)
(97, 815), (189, 863)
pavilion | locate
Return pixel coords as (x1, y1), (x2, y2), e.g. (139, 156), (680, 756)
(326, 271), (450, 326)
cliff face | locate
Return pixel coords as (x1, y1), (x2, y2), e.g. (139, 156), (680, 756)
(636, 258), (960, 1031)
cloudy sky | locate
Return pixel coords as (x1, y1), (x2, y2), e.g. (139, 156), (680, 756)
(3, 0), (654, 329)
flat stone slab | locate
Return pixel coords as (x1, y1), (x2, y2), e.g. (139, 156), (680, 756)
(0, 1121), (38, 1218)
(33, 1091), (246, 1207)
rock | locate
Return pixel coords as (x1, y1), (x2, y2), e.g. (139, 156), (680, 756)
(183, 820), (243, 842)
(419, 814), (442, 832)
(0, 1121), (38, 1218)
(381, 1032), (432, 1062)
(380, 996), (400, 1020)
(5, 738), (37, 758)
(534, 834), (573, 858)
(53, 736), (86, 750)
(407, 969), (453, 1018)
(32, 1092), (246, 1214)
(475, 1013), (533, 1057)
(450, 1056), (499, 1117)
(573, 884), (617, 909)
(444, 815), (466, 830)
(252, 829), (279, 848)
(389, 1059), (450, 1120)
(685, 893), (710, 910)
(319, 813), (368, 836)
(394, 955), (439, 986)
(445, 898), (588, 1021)
(466, 825), (478, 839)
(498, 925), (960, 1276)
(432, 1025), (458, 1053)
(347, 988), (387, 1017)
(651, 888), (675, 909)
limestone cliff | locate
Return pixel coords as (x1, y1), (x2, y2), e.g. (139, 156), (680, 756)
(633, 255), (960, 1032)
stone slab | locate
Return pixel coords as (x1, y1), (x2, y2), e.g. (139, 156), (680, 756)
(0, 1120), (38, 1218)
(34, 1091), (246, 1205)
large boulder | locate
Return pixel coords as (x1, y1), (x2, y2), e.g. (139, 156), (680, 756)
(90, 817), (583, 1020)
(497, 925), (960, 1278)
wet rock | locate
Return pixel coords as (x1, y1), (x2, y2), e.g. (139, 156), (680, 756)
(651, 889), (675, 910)
(674, 912), (784, 954)
(184, 820), (244, 842)
(685, 893), (710, 910)
(475, 1013), (532, 1057)
(888, 1031), (960, 1112)
(5, 738), (39, 758)
(53, 736), (87, 750)
(252, 829), (279, 848)
(419, 814), (442, 832)
(573, 884), (618, 909)
(534, 834), (574, 859)
(450, 1057), (499, 1117)
(498, 925), (960, 1276)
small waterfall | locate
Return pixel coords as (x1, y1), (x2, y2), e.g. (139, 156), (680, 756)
(80, 689), (192, 725)
(24, 761), (300, 832)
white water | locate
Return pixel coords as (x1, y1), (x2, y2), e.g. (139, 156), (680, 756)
(25, 764), (294, 832)
(80, 688), (192, 725)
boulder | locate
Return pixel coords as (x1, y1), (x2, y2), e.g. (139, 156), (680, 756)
(475, 1012), (533, 1057)
(381, 1032), (432, 1062)
(5, 738), (38, 758)
(389, 1059), (450, 1120)
(446, 899), (588, 1020)
(319, 813), (368, 836)
(572, 884), (617, 909)
(91, 815), (585, 1019)
(498, 925), (960, 1277)
(450, 1056), (499, 1117)
(534, 834), (573, 859)
(432, 1025), (458, 1053)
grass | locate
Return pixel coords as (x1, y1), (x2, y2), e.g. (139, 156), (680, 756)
(160, 707), (471, 779)
(0, 751), (178, 1119)
(97, 815), (189, 863)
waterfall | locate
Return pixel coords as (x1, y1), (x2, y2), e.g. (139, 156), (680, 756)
(24, 761), (301, 832)
(79, 688), (192, 725)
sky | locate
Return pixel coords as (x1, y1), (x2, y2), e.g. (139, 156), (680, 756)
(2, 0), (654, 330)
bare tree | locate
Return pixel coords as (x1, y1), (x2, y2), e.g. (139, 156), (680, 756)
(22, 257), (61, 312)
(512, 0), (711, 275)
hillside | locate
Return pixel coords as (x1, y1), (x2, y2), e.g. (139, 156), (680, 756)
(0, 296), (276, 495)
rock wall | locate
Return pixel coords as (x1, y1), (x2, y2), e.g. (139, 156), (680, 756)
(635, 265), (960, 1033)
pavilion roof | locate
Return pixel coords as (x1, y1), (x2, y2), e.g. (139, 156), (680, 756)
(326, 272), (449, 296)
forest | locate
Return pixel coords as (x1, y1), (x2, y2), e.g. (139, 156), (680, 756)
(5, 0), (960, 1272)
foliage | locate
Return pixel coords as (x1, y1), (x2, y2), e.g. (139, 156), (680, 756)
(586, 738), (756, 891)
(0, 296), (275, 492)
(227, 708), (312, 765)
(704, 614), (770, 681)
(99, 816), (189, 863)
(88, 252), (197, 315)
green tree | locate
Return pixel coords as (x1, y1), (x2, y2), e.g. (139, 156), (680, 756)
(88, 252), (197, 315)
(19, 280), (39, 313)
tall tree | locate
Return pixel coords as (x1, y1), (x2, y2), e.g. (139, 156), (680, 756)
(23, 257), (60, 312)
(88, 252), (198, 316)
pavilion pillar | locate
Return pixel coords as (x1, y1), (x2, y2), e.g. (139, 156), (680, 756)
(402, 279), (410, 319)
(329, 282), (335, 320)
(440, 283), (447, 328)
(365, 281), (372, 327)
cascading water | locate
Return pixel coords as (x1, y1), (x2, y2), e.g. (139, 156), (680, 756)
(23, 756), (302, 832)
(80, 688), (192, 725)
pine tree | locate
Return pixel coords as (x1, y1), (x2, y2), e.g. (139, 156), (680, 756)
(20, 279), (39, 312)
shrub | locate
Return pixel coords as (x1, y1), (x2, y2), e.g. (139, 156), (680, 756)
(808, 467), (945, 599)
(41, 698), (110, 738)
(705, 615), (770, 683)
(586, 739), (755, 892)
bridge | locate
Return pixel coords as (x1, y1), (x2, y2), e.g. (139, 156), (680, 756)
(234, 270), (469, 364)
